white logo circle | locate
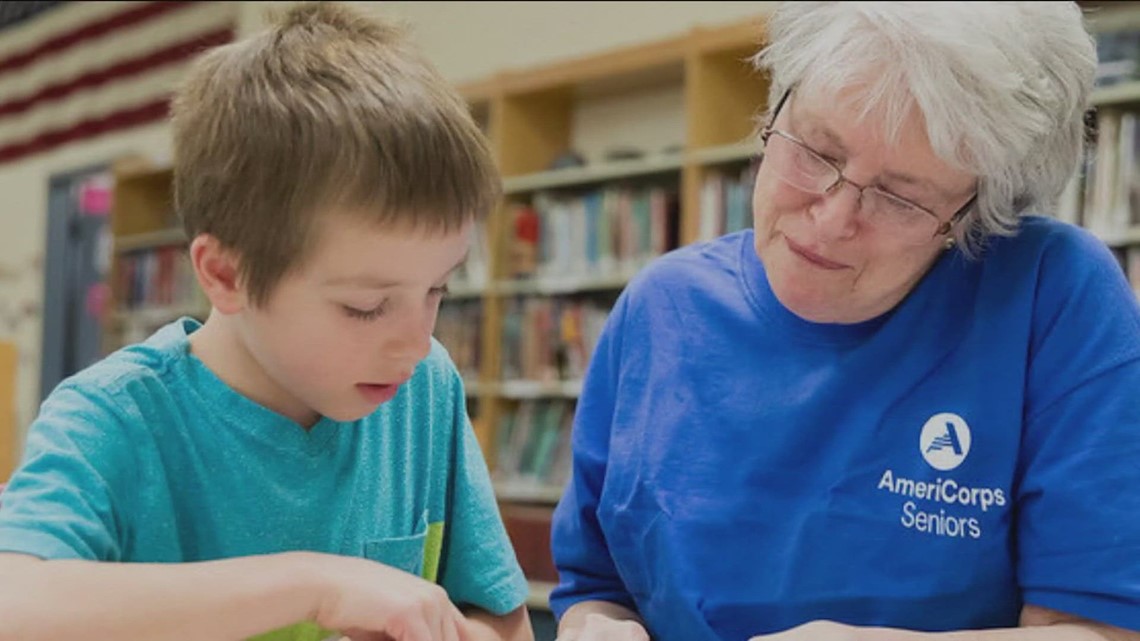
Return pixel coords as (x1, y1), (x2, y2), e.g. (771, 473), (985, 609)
(919, 412), (971, 471)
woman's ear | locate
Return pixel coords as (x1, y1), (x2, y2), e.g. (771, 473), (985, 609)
(188, 234), (245, 315)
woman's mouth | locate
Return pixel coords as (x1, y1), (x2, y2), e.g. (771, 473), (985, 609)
(785, 237), (848, 270)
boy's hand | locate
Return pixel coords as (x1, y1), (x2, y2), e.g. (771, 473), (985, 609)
(558, 613), (650, 641)
(308, 553), (470, 641)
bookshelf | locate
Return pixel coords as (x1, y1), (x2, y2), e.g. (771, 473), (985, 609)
(449, 15), (769, 476)
(689, 140), (759, 167)
(526, 581), (557, 611)
(1059, 16), (1140, 284)
(115, 227), (188, 253)
(442, 18), (771, 612)
(502, 152), (685, 194)
(1092, 80), (1140, 108)
(104, 163), (209, 353)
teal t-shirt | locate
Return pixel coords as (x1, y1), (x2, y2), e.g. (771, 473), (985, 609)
(0, 318), (527, 639)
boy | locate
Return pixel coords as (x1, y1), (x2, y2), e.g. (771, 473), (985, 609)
(0, 3), (531, 640)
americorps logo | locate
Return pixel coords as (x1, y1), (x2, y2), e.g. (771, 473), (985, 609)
(875, 412), (1004, 540)
(919, 412), (971, 471)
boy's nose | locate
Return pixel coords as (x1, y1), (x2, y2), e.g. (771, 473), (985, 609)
(386, 309), (433, 366)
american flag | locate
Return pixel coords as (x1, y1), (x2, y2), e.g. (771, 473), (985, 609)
(0, 1), (236, 165)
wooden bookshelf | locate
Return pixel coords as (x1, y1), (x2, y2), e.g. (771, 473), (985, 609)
(526, 580), (557, 612)
(103, 161), (208, 354)
(492, 272), (634, 297)
(112, 302), (206, 325)
(1092, 80), (1140, 107)
(116, 227), (187, 253)
(494, 480), (566, 505)
(688, 140), (759, 166)
(502, 153), (685, 194)
(439, 17), (775, 495)
(445, 281), (488, 300)
(497, 379), (583, 400)
(1096, 225), (1140, 247)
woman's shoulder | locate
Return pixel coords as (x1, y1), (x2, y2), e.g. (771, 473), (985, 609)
(976, 216), (1136, 327)
(990, 215), (1121, 281)
(997, 215), (1108, 259)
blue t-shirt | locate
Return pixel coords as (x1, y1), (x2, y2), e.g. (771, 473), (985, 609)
(550, 217), (1140, 639)
(0, 318), (527, 640)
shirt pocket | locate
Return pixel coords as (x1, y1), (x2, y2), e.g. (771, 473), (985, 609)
(363, 509), (429, 578)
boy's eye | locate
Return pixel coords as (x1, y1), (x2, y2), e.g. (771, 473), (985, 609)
(429, 284), (450, 298)
(342, 301), (388, 321)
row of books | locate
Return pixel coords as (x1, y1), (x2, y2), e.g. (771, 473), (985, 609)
(493, 398), (575, 494)
(697, 162), (758, 242)
(494, 399), (577, 583)
(451, 222), (490, 291)
(1058, 109), (1140, 236)
(500, 295), (612, 382)
(1110, 245), (1140, 297)
(1096, 28), (1140, 88)
(505, 185), (681, 282)
(434, 300), (482, 382)
(115, 246), (204, 312)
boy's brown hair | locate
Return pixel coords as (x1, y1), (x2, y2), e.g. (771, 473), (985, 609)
(171, 2), (498, 306)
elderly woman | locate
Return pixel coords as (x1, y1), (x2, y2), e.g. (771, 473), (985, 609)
(550, 3), (1140, 641)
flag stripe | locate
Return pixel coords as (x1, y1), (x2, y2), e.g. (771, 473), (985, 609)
(0, 28), (233, 119)
(0, 56), (202, 142)
(0, 2), (235, 103)
(0, 98), (170, 164)
(0, 1), (197, 78)
(0, 2), (129, 59)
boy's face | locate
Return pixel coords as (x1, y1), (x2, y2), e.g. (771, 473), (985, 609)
(233, 213), (472, 425)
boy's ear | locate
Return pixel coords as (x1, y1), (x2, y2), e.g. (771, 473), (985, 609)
(189, 234), (246, 315)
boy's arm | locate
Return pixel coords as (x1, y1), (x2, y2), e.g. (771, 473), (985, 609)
(435, 361), (529, 618)
(464, 606), (534, 641)
(0, 552), (319, 641)
(0, 551), (470, 641)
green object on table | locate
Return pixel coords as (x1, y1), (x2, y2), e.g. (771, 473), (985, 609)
(247, 621), (338, 641)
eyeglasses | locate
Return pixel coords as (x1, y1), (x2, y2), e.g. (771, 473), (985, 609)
(759, 90), (976, 247)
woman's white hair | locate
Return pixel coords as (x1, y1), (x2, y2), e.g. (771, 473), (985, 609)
(752, 2), (1097, 256)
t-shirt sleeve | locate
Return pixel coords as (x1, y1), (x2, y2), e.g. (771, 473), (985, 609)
(0, 383), (135, 561)
(1018, 229), (1140, 631)
(549, 292), (637, 620)
(438, 373), (528, 615)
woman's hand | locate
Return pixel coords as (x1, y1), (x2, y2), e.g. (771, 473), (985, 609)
(558, 612), (651, 641)
(749, 620), (864, 641)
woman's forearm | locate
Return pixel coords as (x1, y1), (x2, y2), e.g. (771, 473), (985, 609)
(557, 600), (645, 638)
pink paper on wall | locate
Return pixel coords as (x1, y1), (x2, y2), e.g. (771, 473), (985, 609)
(78, 180), (112, 217)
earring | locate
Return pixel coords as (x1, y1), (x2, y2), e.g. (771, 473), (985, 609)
(944, 237), (956, 250)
